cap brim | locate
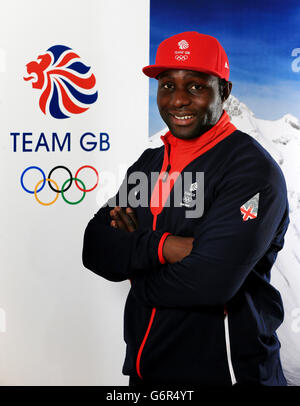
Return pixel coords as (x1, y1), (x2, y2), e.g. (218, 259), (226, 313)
(142, 64), (224, 80)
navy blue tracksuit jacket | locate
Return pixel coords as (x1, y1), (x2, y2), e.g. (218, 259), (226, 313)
(82, 120), (289, 385)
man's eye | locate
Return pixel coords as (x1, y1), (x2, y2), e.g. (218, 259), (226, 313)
(190, 84), (202, 90)
(162, 83), (173, 89)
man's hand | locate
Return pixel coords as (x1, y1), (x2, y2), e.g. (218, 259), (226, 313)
(109, 207), (193, 264)
(162, 235), (195, 264)
(110, 206), (138, 232)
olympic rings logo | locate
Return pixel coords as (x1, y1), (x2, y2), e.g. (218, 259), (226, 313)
(175, 55), (188, 61)
(20, 165), (99, 206)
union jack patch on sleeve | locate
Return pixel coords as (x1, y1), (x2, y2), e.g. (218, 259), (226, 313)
(240, 193), (259, 221)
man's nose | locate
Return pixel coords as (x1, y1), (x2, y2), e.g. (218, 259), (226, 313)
(171, 89), (191, 108)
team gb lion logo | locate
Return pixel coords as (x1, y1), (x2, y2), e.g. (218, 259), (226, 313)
(23, 45), (98, 119)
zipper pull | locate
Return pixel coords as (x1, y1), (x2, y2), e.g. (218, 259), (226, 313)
(162, 164), (171, 183)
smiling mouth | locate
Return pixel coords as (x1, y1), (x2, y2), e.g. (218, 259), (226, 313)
(174, 114), (194, 120)
(170, 113), (196, 126)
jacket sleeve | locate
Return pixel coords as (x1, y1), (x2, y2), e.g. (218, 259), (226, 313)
(82, 149), (166, 282)
(130, 167), (289, 308)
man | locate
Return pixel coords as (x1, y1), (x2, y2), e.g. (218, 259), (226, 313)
(82, 32), (289, 386)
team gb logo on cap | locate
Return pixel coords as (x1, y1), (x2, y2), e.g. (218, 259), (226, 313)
(24, 45), (98, 119)
(175, 40), (190, 61)
(178, 40), (189, 50)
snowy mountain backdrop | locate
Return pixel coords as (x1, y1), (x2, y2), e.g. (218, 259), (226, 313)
(149, 95), (300, 386)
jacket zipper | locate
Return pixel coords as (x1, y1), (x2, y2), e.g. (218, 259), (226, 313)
(136, 307), (157, 379)
(224, 307), (237, 385)
(136, 215), (158, 379)
(136, 145), (172, 379)
(162, 142), (171, 183)
(162, 164), (171, 182)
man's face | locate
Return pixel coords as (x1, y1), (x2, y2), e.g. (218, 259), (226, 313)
(157, 69), (224, 140)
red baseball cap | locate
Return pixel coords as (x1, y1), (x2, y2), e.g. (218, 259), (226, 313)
(143, 31), (230, 81)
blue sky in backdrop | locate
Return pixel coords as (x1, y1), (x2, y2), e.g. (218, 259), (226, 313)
(148, 0), (300, 136)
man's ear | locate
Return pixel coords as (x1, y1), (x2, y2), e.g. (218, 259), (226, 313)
(222, 81), (232, 102)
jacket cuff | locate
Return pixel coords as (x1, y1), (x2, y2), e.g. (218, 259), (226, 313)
(158, 232), (172, 264)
